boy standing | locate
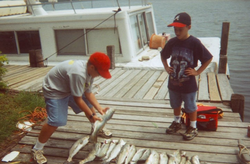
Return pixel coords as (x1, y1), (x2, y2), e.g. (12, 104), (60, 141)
(32, 52), (112, 163)
(161, 12), (213, 140)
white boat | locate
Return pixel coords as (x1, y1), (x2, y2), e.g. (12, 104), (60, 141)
(0, 0), (221, 72)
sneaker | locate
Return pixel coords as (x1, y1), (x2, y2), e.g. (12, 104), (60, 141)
(98, 127), (112, 138)
(183, 126), (198, 141)
(32, 149), (47, 164)
(166, 121), (182, 134)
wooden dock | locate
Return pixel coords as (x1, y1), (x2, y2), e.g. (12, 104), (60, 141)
(3, 64), (250, 164)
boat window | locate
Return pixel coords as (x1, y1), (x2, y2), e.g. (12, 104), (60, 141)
(86, 28), (121, 55)
(130, 15), (142, 52)
(138, 13), (148, 47)
(17, 31), (41, 53)
(0, 32), (17, 54)
(145, 12), (155, 40)
(55, 29), (86, 55)
(130, 12), (155, 53)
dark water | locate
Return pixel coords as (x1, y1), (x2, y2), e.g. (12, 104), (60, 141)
(44, 0), (250, 122)
(150, 0), (250, 122)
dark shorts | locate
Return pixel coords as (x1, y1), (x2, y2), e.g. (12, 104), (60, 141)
(45, 95), (93, 127)
(169, 89), (197, 113)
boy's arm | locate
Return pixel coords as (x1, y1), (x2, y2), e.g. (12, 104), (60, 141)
(196, 57), (213, 75)
(73, 96), (102, 122)
(161, 56), (173, 74)
(185, 57), (213, 76)
(84, 92), (109, 115)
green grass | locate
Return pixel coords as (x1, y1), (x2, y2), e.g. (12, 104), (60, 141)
(0, 91), (45, 147)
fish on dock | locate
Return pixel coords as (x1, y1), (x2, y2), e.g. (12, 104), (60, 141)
(103, 138), (126, 163)
(89, 108), (116, 143)
(145, 150), (159, 164)
(130, 148), (146, 164)
(79, 142), (101, 164)
(124, 144), (136, 164)
(102, 140), (119, 160)
(96, 139), (112, 158)
(191, 155), (200, 164)
(116, 143), (131, 164)
(159, 152), (168, 164)
(66, 135), (89, 163)
(139, 149), (151, 161)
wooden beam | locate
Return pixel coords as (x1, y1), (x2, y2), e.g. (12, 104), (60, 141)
(219, 22), (230, 74)
(107, 45), (115, 69)
(220, 22), (230, 56)
(207, 72), (221, 102)
(219, 55), (228, 74)
(231, 94), (245, 121)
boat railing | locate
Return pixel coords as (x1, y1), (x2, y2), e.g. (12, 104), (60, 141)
(0, 0), (149, 17)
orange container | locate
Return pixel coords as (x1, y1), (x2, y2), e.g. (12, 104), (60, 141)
(149, 34), (170, 49)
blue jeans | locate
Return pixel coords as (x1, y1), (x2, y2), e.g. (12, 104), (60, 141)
(45, 94), (93, 126)
(169, 89), (197, 113)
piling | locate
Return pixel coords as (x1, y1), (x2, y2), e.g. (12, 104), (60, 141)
(107, 45), (115, 69)
(29, 50), (36, 67)
(231, 94), (245, 121)
(219, 22), (230, 74)
(28, 49), (44, 67)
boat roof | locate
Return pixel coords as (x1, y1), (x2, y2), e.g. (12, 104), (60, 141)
(0, 6), (152, 26)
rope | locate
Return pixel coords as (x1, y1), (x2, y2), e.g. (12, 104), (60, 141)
(18, 107), (47, 124)
(17, 107), (48, 134)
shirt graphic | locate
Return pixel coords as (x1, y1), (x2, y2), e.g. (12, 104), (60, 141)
(170, 47), (193, 85)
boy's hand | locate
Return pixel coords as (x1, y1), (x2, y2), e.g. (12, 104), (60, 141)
(98, 107), (110, 115)
(185, 67), (198, 76)
(90, 114), (102, 123)
(165, 66), (173, 74)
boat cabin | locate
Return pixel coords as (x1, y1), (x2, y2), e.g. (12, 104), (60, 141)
(0, 0), (158, 64)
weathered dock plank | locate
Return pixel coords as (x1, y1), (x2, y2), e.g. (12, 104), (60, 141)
(208, 72), (221, 102)
(153, 73), (169, 100)
(122, 70), (153, 99)
(217, 74), (234, 101)
(144, 71), (168, 99)
(113, 69), (143, 98)
(10, 99), (248, 164)
(2, 65), (248, 164)
(134, 70), (160, 99)
(198, 73), (210, 101)
(3, 65), (234, 103)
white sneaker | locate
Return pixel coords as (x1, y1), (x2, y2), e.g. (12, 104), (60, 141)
(32, 149), (47, 164)
(98, 128), (112, 138)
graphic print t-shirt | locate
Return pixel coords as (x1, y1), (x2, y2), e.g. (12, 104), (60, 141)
(161, 36), (213, 93)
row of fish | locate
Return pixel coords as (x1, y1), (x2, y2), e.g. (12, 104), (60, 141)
(66, 137), (209, 164)
(66, 108), (116, 163)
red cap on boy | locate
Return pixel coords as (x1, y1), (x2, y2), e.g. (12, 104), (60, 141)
(89, 52), (111, 79)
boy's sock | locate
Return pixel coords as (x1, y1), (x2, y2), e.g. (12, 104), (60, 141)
(174, 115), (182, 123)
(33, 140), (46, 150)
(190, 121), (197, 129)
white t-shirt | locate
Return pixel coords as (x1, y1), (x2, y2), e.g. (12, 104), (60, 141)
(43, 60), (93, 99)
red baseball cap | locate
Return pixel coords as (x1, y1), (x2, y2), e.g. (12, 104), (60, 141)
(89, 52), (111, 79)
(167, 12), (191, 27)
